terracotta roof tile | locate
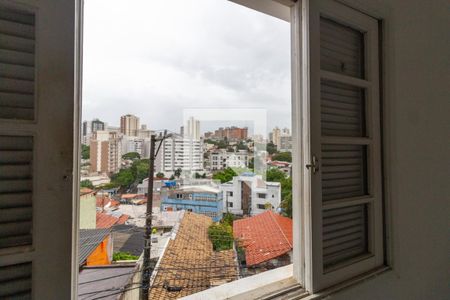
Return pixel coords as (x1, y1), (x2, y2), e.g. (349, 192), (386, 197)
(233, 211), (292, 266)
(96, 212), (129, 229)
(149, 212), (238, 299)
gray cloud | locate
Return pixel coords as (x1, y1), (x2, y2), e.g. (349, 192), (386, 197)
(82, 0), (291, 133)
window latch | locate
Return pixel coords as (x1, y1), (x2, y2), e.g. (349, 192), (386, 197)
(306, 155), (319, 174)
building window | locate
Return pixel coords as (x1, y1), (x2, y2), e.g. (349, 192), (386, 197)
(257, 193), (266, 199)
(227, 202), (233, 207)
(257, 204), (265, 209)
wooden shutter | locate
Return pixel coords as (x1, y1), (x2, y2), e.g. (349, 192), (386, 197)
(0, 7), (35, 120)
(298, 0), (383, 292)
(0, 1), (79, 299)
(0, 135), (33, 250)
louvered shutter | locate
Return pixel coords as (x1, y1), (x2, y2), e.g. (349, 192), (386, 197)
(0, 8), (35, 120)
(0, 1), (78, 299)
(303, 0), (383, 292)
(0, 6), (35, 299)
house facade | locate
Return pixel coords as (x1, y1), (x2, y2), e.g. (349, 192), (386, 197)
(210, 149), (248, 171)
(220, 173), (281, 216)
(161, 185), (223, 222)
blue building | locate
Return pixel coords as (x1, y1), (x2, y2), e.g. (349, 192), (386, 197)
(161, 185), (223, 222)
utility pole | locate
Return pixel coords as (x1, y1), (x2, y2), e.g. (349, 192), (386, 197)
(141, 134), (156, 300)
(141, 132), (169, 300)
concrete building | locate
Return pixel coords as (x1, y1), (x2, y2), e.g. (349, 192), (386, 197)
(185, 116), (200, 140)
(137, 124), (153, 139)
(270, 127), (291, 151)
(155, 134), (203, 176)
(120, 135), (150, 158)
(161, 186), (223, 222)
(82, 118), (105, 145)
(120, 114), (140, 136)
(79, 189), (96, 229)
(90, 131), (121, 174)
(220, 173), (281, 216)
(210, 126), (248, 141)
(210, 149), (248, 171)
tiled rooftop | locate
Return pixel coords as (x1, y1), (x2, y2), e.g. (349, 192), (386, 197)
(96, 212), (129, 229)
(149, 212), (238, 299)
(233, 210), (292, 266)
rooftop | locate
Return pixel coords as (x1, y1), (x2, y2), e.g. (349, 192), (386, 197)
(78, 265), (136, 300)
(96, 212), (129, 229)
(175, 185), (221, 194)
(233, 210), (293, 266)
(79, 228), (111, 267)
(149, 212), (238, 299)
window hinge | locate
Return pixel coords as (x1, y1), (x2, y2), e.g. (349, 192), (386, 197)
(306, 155), (319, 174)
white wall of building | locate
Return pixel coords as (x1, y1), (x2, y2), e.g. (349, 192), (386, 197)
(220, 174), (281, 215)
(155, 136), (203, 176)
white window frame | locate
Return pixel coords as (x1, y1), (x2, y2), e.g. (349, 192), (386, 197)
(292, 0), (385, 294)
(72, 0), (382, 299)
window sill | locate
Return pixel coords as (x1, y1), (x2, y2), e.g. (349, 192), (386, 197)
(181, 264), (303, 300)
(181, 265), (391, 300)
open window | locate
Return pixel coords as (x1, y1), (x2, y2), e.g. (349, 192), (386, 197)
(0, 0), (385, 298)
(292, 0), (384, 292)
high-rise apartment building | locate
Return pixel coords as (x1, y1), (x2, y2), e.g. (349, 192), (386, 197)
(208, 126), (248, 141)
(271, 127), (291, 151)
(90, 131), (121, 174)
(185, 116), (200, 140)
(81, 118), (105, 145)
(120, 114), (140, 136)
(155, 134), (203, 176)
(121, 136), (150, 159)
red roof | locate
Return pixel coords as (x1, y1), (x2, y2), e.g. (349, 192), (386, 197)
(233, 211), (293, 266)
(96, 212), (129, 229)
(96, 196), (110, 208)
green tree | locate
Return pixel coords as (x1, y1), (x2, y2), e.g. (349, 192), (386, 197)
(132, 159), (149, 183)
(194, 172), (202, 179)
(248, 157), (254, 170)
(80, 179), (94, 189)
(237, 141), (248, 151)
(81, 144), (90, 160)
(174, 168), (182, 178)
(201, 173), (207, 178)
(266, 168), (292, 218)
(221, 212), (234, 226)
(272, 151), (292, 162)
(208, 223), (234, 251)
(266, 142), (278, 155)
(156, 172), (165, 179)
(122, 152), (141, 160)
(266, 168), (287, 182)
(212, 168), (237, 183)
(169, 175), (175, 180)
(110, 168), (134, 187)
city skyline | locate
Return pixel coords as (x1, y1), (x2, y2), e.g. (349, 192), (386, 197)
(82, 0), (291, 134)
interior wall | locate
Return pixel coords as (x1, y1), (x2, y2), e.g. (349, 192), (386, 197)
(328, 0), (450, 298)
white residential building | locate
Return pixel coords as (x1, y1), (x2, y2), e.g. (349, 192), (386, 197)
(121, 136), (150, 158)
(155, 135), (203, 176)
(210, 150), (248, 171)
(185, 116), (200, 140)
(220, 173), (281, 216)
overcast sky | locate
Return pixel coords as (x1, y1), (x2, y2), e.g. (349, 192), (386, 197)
(82, 0), (291, 134)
